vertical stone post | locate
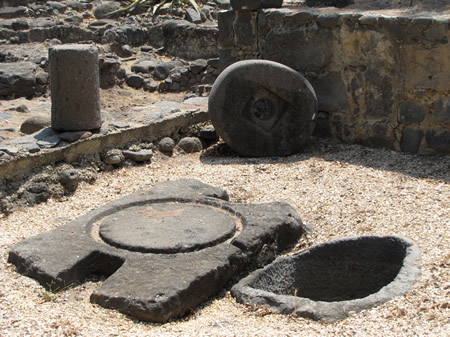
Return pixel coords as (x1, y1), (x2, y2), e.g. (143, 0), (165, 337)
(49, 44), (101, 131)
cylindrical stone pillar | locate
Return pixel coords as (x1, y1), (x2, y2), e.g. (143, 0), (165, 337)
(49, 44), (101, 131)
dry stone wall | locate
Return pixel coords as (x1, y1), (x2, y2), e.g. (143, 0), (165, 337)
(218, 7), (449, 155)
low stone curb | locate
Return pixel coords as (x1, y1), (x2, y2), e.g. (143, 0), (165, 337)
(0, 108), (209, 179)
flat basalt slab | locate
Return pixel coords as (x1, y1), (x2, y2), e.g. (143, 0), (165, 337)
(231, 236), (421, 322)
(8, 179), (310, 323)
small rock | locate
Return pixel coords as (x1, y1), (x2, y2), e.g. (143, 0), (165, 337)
(20, 116), (51, 134)
(153, 61), (184, 80)
(131, 59), (157, 74)
(64, 15), (83, 25)
(93, 2), (121, 19)
(0, 6), (27, 19)
(58, 131), (92, 142)
(199, 125), (218, 141)
(37, 137), (60, 148)
(122, 149), (153, 162)
(103, 149), (125, 165)
(143, 80), (158, 92)
(22, 182), (49, 205)
(47, 1), (67, 13)
(15, 104), (29, 113)
(185, 8), (202, 23)
(27, 144), (40, 153)
(59, 169), (79, 193)
(109, 122), (130, 128)
(177, 137), (203, 153)
(190, 59), (208, 74)
(126, 74), (144, 88)
(158, 137), (175, 152)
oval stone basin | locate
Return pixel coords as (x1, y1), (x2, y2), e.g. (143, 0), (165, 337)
(231, 236), (421, 321)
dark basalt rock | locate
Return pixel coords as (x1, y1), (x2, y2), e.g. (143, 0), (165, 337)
(8, 179), (309, 323)
(232, 236), (421, 321)
(209, 60), (317, 157)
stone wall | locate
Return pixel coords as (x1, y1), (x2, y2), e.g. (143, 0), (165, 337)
(218, 7), (449, 154)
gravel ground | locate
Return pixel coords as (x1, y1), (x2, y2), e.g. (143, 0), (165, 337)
(1, 138), (449, 336)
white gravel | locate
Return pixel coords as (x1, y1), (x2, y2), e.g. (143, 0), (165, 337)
(1, 138), (449, 336)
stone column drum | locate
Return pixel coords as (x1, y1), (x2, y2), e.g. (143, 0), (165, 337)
(49, 44), (101, 131)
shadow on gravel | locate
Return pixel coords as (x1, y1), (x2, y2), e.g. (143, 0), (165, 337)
(200, 137), (450, 183)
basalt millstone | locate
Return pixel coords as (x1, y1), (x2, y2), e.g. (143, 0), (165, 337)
(231, 236), (421, 321)
(209, 60), (317, 157)
(8, 179), (310, 323)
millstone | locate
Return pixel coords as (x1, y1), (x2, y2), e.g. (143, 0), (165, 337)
(8, 179), (310, 323)
(231, 236), (421, 322)
(208, 60), (318, 157)
(99, 203), (236, 253)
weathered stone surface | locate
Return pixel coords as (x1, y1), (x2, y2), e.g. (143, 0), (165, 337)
(122, 149), (153, 162)
(158, 136), (175, 152)
(131, 59), (157, 74)
(59, 168), (79, 193)
(93, 2), (121, 19)
(161, 20), (218, 60)
(401, 128), (424, 154)
(232, 236), (421, 322)
(230, 0), (283, 11)
(0, 62), (36, 97)
(177, 137), (203, 153)
(58, 131), (92, 142)
(153, 61), (184, 80)
(305, 0), (352, 7)
(219, 8), (449, 154)
(20, 115), (50, 134)
(199, 125), (218, 141)
(126, 73), (144, 88)
(185, 8), (202, 23)
(49, 44), (101, 131)
(190, 59), (208, 74)
(0, 6), (27, 19)
(102, 148), (124, 165)
(8, 179), (309, 322)
(99, 54), (121, 89)
(209, 60), (317, 157)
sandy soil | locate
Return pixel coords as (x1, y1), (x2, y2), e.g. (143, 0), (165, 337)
(0, 137), (448, 336)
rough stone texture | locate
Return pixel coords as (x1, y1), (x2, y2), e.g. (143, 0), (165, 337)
(8, 179), (309, 322)
(218, 7), (450, 154)
(20, 115), (50, 134)
(58, 168), (79, 193)
(158, 136), (175, 152)
(0, 62), (37, 98)
(122, 149), (153, 162)
(161, 20), (218, 60)
(232, 236), (421, 322)
(49, 44), (101, 131)
(93, 2), (121, 19)
(177, 136), (203, 153)
(230, 0), (283, 11)
(209, 60), (317, 157)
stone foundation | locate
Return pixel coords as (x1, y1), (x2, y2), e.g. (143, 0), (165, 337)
(218, 5), (449, 154)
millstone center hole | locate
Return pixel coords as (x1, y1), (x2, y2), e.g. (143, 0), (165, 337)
(251, 237), (408, 302)
(252, 98), (276, 121)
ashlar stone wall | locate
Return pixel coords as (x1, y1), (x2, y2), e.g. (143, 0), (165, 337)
(218, 7), (449, 154)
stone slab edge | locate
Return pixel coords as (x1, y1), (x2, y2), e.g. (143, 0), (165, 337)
(0, 109), (209, 179)
(231, 235), (421, 322)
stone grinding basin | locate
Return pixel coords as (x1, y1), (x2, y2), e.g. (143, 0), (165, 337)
(231, 236), (421, 321)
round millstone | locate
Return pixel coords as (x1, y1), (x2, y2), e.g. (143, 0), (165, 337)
(209, 60), (318, 157)
(99, 203), (237, 253)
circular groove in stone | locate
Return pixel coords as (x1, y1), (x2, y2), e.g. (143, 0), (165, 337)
(99, 202), (237, 253)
